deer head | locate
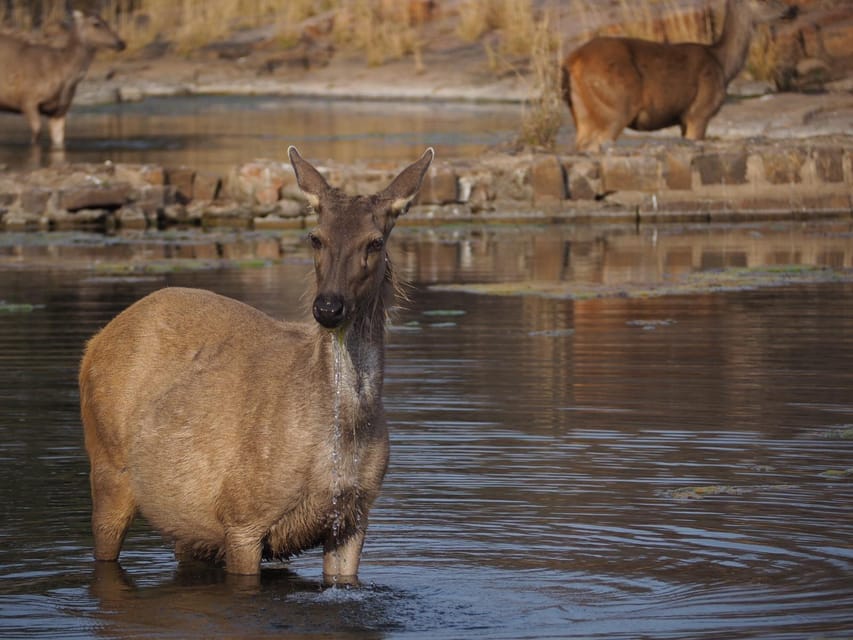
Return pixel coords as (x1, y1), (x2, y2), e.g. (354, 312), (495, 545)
(72, 10), (127, 52)
(289, 147), (434, 330)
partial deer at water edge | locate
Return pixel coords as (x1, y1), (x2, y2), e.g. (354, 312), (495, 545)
(0, 10), (125, 148)
(562, 0), (797, 152)
(79, 147), (434, 584)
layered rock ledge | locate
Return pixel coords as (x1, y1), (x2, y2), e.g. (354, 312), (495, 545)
(1, 136), (850, 233)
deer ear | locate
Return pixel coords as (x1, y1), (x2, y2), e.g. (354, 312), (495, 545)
(381, 148), (434, 229)
(288, 146), (330, 211)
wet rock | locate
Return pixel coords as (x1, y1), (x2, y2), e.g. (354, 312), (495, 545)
(226, 160), (295, 206)
(529, 155), (566, 203)
(2, 208), (43, 230)
(758, 148), (806, 184)
(131, 185), (169, 218)
(57, 184), (132, 212)
(565, 159), (602, 200)
(20, 189), (52, 215)
(50, 207), (112, 229)
(114, 163), (165, 187)
(165, 167), (196, 204)
(819, 11), (853, 60)
(457, 164), (497, 211)
(693, 151), (749, 186)
(201, 203), (253, 228)
(601, 153), (662, 192)
(340, 169), (396, 200)
(115, 205), (147, 229)
(161, 203), (189, 225)
(417, 165), (458, 205)
(2, 137), (852, 232)
(253, 200), (306, 228)
(193, 171), (221, 202)
(794, 58), (832, 90)
(486, 156), (531, 202)
(663, 148), (694, 190)
(813, 148), (845, 183)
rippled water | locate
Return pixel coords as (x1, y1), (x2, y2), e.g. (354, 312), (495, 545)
(0, 96), (522, 173)
(1, 225), (852, 639)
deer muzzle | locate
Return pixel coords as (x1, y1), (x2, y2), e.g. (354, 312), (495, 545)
(313, 294), (346, 329)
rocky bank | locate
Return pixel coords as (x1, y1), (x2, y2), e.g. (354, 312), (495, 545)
(1, 0), (852, 235)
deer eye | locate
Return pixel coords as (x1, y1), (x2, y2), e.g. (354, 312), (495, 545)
(366, 237), (384, 254)
(308, 233), (322, 250)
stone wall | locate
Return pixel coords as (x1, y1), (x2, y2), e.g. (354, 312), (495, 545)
(1, 138), (850, 232)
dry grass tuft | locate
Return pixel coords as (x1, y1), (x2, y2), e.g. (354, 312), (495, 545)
(517, 9), (563, 150)
(457, 0), (537, 60)
(331, 0), (420, 67)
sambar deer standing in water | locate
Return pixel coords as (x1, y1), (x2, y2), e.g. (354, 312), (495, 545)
(0, 10), (125, 148)
(79, 147), (434, 584)
(562, 0), (796, 152)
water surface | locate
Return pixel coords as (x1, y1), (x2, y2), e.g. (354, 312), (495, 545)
(0, 96), (523, 173)
(0, 223), (851, 639)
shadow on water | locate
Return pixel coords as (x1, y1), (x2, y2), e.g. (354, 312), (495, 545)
(0, 222), (851, 638)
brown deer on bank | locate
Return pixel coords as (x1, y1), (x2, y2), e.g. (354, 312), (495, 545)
(79, 147), (434, 583)
(0, 10), (125, 149)
(562, 0), (796, 152)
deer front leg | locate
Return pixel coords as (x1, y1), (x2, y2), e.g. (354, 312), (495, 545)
(48, 116), (66, 149)
(323, 528), (365, 586)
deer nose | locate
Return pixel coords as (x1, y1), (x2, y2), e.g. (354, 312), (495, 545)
(313, 294), (346, 329)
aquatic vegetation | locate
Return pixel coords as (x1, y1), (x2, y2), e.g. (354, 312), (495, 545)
(818, 468), (853, 480)
(662, 483), (796, 501)
(625, 319), (676, 330)
(0, 301), (43, 313)
(528, 328), (575, 337)
(819, 426), (853, 440)
(422, 309), (467, 317)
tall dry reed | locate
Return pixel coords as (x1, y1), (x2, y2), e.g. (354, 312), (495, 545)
(518, 8), (563, 150)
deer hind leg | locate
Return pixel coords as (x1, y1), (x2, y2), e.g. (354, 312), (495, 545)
(90, 460), (137, 561)
(569, 69), (633, 152)
(682, 74), (726, 141)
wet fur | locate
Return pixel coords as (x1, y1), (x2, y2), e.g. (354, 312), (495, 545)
(80, 148), (434, 579)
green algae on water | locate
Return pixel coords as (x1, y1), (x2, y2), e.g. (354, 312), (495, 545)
(662, 483), (797, 501)
(0, 301), (44, 313)
(818, 468), (853, 480)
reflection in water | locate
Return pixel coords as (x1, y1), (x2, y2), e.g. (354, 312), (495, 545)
(393, 221), (853, 286)
(0, 225), (851, 639)
(0, 96), (522, 173)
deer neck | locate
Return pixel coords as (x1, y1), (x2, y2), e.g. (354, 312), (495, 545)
(711, 0), (755, 84)
(60, 30), (96, 80)
(326, 283), (391, 426)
